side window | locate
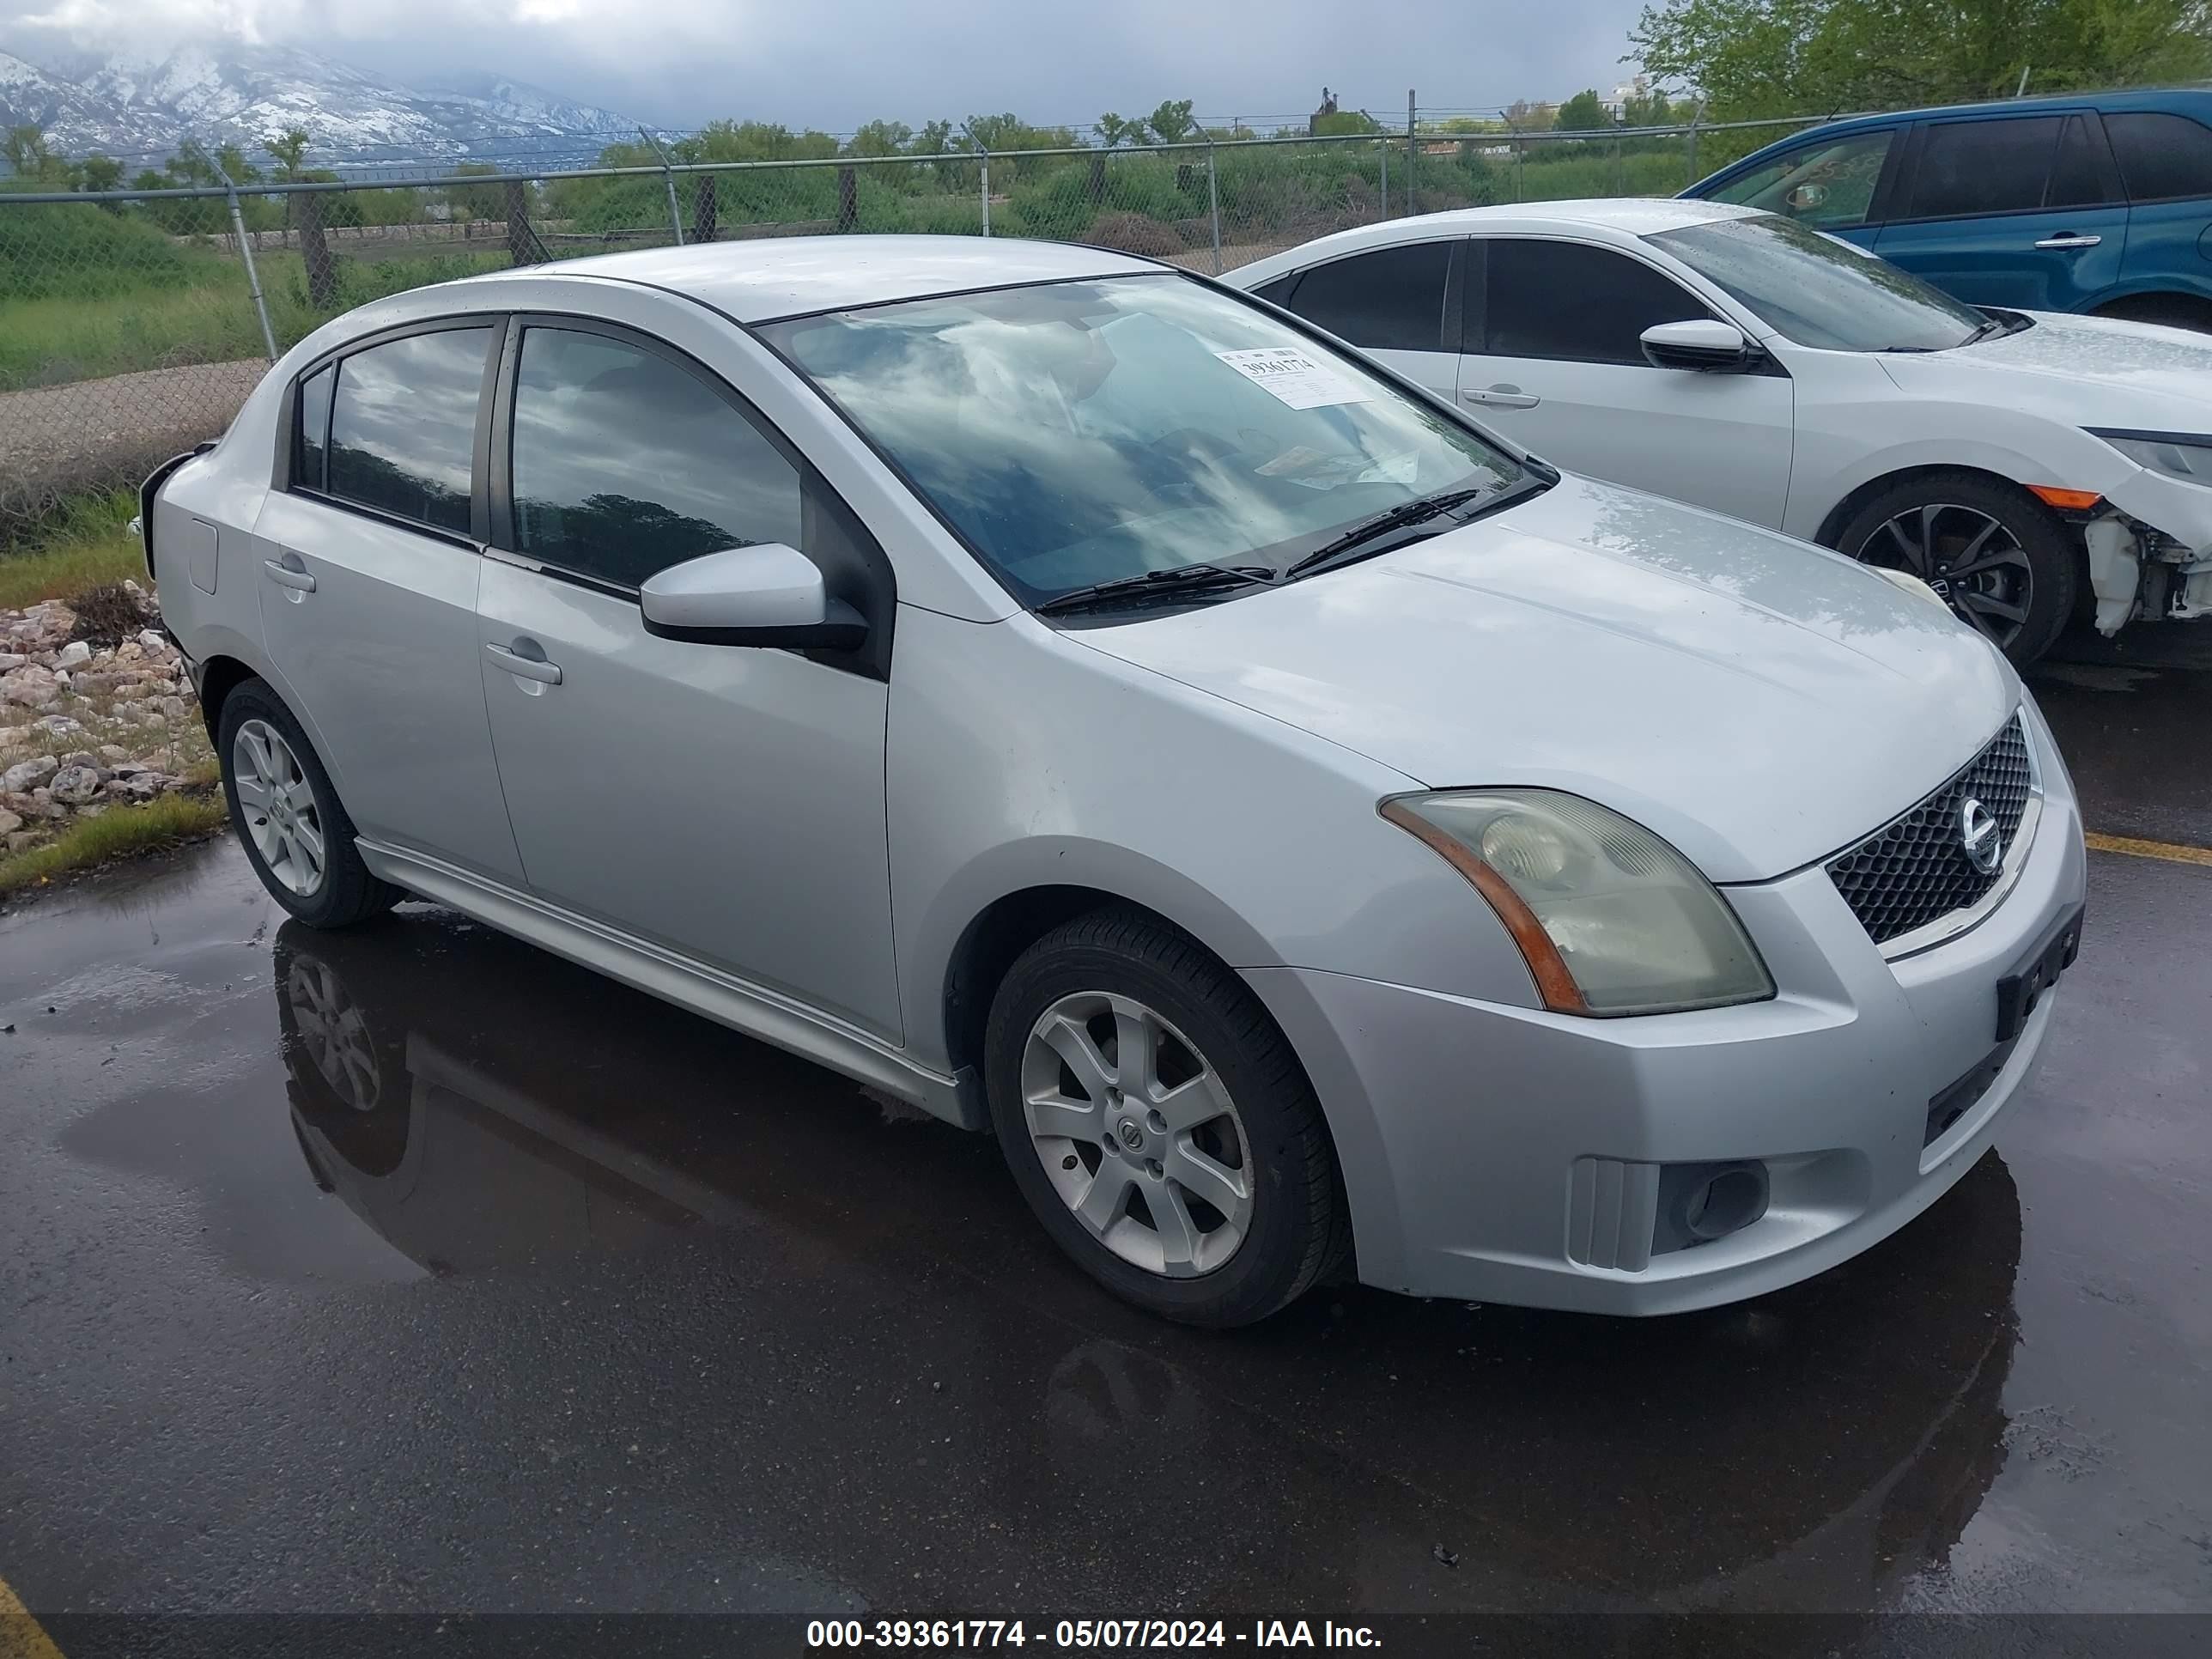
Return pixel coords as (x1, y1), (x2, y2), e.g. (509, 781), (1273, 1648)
(325, 327), (493, 536)
(1480, 240), (1711, 365)
(1283, 241), (1451, 352)
(1708, 130), (1893, 228)
(2106, 112), (2212, 204)
(1905, 118), (2063, 219)
(1249, 273), (1298, 307)
(294, 364), (333, 492)
(2046, 114), (2122, 209)
(508, 326), (803, 591)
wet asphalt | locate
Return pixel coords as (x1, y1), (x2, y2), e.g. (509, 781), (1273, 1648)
(0, 645), (2208, 1651)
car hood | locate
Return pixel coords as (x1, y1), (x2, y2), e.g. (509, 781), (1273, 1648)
(1074, 477), (2017, 884)
(1881, 309), (2212, 428)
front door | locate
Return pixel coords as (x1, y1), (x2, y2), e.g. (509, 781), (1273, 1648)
(1457, 236), (1796, 528)
(472, 320), (900, 1039)
(1874, 112), (2127, 312)
(255, 325), (525, 884)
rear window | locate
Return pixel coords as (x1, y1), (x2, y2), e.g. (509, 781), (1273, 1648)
(1282, 241), (1452, 353)
(294, 364), (334, 492)
(325, 328), (492, 537)
(1906, 118), (2063, 218)
(2106, 112), (2212, 204)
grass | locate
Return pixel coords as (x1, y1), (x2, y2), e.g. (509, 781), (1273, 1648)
(0, 789), (227, 902)
(0, 489), (144, 609)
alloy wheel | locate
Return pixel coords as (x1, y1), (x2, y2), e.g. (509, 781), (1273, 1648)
(1018, 991), (1255, 1278)
(1860, 502), (2034, 651)
(233, 718), (327, 897)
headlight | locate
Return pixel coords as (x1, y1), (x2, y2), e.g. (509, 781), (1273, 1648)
(1870, 564), (1952, 612)
(2087, 428), (2212, 486)
(1381, 789), (1775, 1017)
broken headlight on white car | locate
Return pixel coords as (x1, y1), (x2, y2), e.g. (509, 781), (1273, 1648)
(2088, 428), (2212, 487)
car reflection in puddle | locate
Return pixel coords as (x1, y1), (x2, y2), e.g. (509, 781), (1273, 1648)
(270, 906), (2028, 1618)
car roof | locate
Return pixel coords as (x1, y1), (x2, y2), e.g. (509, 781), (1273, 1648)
(1709, 85), (2212, 152)
(463, 234), (1165, 323)
(1225, 198), (1758, 283)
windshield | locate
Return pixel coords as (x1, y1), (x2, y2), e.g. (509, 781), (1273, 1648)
(1648, 214), (1987, 352)
(760, 274), (1522, 606)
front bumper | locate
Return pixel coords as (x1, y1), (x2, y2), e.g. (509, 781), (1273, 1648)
(1248, 729), (2089, 1316)
(2094, 468), (2212, 630)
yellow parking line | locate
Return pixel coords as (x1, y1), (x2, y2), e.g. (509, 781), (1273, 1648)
(2085, 831), (2212, 867)
(0, 1577), (62, 1659)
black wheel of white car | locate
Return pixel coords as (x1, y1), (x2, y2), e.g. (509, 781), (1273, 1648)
(1835, 473), (2079, 665)
(219, 680), (402, 929)
(984, 908), (1345, 1327)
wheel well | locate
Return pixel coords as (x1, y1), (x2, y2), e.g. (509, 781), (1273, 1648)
(1813, 464), (2066, 550)
(2092, 291), (2212, 331)
(942, 885), (1160, 1083)
(195, 653), (257, 741)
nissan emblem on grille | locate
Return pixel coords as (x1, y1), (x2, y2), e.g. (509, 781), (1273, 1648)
(1959, 798), (2002, 876)
(1825, 716), (2033, 945)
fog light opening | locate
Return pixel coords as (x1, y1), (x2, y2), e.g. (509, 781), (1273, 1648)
(1653, 1159), (1771, 1255)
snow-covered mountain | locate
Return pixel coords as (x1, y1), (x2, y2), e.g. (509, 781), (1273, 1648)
(0, 42), (641, 168)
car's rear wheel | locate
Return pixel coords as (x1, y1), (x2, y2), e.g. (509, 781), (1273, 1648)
(1834, 473), (2079, 665)
(219, 680), (403, 928)
(983, 908), (1345, 1327)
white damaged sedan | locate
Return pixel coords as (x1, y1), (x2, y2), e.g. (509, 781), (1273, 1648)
(1231, 200), (2212, 662)
(146, 239), (2087, 1324)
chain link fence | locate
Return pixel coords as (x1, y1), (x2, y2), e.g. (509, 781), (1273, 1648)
(0, 115), (1826, 530)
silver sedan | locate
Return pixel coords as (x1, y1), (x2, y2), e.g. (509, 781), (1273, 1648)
(146, 236), (2087, 1326)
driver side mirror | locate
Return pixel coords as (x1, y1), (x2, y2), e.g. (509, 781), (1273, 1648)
(1641, 319), (1759, 373)
(640, 544), (867, 650)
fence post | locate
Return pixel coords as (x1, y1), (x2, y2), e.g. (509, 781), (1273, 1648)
(213, 161), (278, 363)
(1406, 90), (1417, 216)
(295, 186), (338, 311)
(980, 154), (991, 236)
(1206, 141), (1222, 274)
(505, 181), (536, 266)
(641, 126), (684, 246)
(1685, 99), (1705, 187)
(1378, 134), (1389, 216)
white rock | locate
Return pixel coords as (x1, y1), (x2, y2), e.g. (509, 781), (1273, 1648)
(55, 641), (91, 667)
(0, 653), (25, 672)
(98, 744), (129, 763)
(0, 809), (19, 836)
(48, 765), (100, 805)
(5, 830), (36, 854)
(138, 630), (168, 651)
(1, 756), (58, 793)
(31, 715), (83, 737)
(1, 668), (59, 708)
(118, 642), (143, 662)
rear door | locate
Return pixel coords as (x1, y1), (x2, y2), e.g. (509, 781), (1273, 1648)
(254, 324), (526, 884)
(1266, 238), (1460, 398)
(2103, 110), (2212, 309)
(1455, 235), (1795, 528)
(1874, 112), (2127, 311)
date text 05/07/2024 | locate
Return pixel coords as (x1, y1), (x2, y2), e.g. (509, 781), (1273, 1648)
(805, 1620), (1382, 1649)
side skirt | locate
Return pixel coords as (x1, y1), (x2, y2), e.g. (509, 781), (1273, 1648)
(356, 838), (978, 1129)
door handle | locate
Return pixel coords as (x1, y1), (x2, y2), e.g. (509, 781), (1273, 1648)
(485, 640), (562, 685)
(262, 556), (315, 592)
(1462, 384), (1541, 409)
(2033, 234), (2102, 250)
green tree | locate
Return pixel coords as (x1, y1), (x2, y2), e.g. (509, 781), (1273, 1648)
(77, 153), (124, 194)
(909, 118), (957, 156)
(1312, 108), (1383, 136)
(1622, 89), (1676, 125)
(847, 119), (913, 158)
(265, 127), (311, 179)
(1554, 89), (1612, 131)
(1632, 0), (2212, 118)
(4, 124), (62, 182)
(442, 161), (507, 223)
(1095, 112), (1143, 148)
(1143, 99), (1197, 145)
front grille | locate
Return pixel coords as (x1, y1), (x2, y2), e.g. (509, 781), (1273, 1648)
(1826, 716), (2033, 946)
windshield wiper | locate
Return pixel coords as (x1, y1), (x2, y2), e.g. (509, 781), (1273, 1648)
(1034, 562), (1275, 617)
(1285, 481), (1522, 580)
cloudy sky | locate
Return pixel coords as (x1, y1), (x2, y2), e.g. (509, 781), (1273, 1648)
(5, 0), (1656, 131)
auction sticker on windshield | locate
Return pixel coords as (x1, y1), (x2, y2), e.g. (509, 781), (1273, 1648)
(1215, 347), (1374, 410)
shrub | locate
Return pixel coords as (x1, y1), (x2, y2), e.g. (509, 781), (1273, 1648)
(1085, 210), (1187, 256)
(0, 200), (186, 301)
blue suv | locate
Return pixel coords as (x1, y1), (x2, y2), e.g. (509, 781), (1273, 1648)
(1682, 88), (2212, 329)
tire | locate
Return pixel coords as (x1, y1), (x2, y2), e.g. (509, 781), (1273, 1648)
(983, 907), (1346, 1328)
(1832, 472), (2080, 665)
(218, 678), (402, 928)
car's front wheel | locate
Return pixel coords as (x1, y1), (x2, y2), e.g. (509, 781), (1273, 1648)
(984, 908), (1346, 1327)
(1833, 472), (2080, 665)
(218, 679), (403, 928)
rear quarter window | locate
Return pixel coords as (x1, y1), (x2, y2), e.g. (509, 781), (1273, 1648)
(2106, 112), (2212, 204)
